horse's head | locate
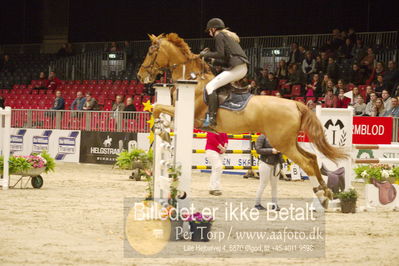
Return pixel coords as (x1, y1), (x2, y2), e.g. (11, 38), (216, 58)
(137, 34), (169, 84)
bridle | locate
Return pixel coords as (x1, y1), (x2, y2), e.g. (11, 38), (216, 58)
(141, 39), (208, 80)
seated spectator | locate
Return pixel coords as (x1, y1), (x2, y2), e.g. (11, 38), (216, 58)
(336, 88), (351, 108)
(256, 68), (269, 91)
(339, 38), (353, 60)
(52, 91), (65, 110)
(315, 55), (323, 74)
(262, 73), (278, 93)
(298, 45), (306, 63)
(324, 88), (337, 108)
(326, 57), (339, 82)
(112, 95), (125, 111)
(248, 80), (260, 95)
(351, 39), (367, 63)
(365, 85), (373, 103)
(124, 97), (136, 111)
(319, 52), (329, 75)
(32, 72), (48, 90)
(364, 92), (377, 116)
(0, 96), (4, 108)
(348, 28), (357, 44)
(70, 91), (86, 110)
(337, 79), (346, 93)
(302, 51), (316, 83)
(286, 64), (305, 86)
(0, 54), (15, 73)
(384, 61), (399, 94)
(276, 60), (288, 79)
(381, 89), (392, 111)
(349, 64), (365, 85)
(321, 74), (330, 93)
(306, 99), (316, 112)
(374, 74), (387, 96)
(360, 48), (375, 69)
(371, 98), (385, 117)
(351, 87), (361, 105)
(47, 71), (61, 91)
(383, 97), (399, 117)
(306, 73), (322, 98)
(325, 80), (337, 95)
(83, 93), (99, 110)
(108, 42), (119, 52)
(353, 95), (366, 116)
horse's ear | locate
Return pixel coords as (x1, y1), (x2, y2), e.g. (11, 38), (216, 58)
(157, 33), (165, 39)
(147, 34), (157, 42)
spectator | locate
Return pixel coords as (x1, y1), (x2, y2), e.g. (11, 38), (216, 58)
(306, 73), (322, 98)
(112, 95), (125, 112)
(57, 43), (67, 57)
(206, 132), (228, 196)
(256, 68), (269, 91)
(365, 85), (373, 103)
(287, 42), (301, 65)
(315, 55), (323, 74)
(321, 74), (330, 93)
(337, 79), (346, 93)
(371, 98), (385, 117)
(306, 99), (316, 112)
(336, 88), (351, 108)
(83, 92), (99, 110)
(274, 92), (282, 98)
(0, 96), (4, 108)
(0, 55), (15, 73)
(327, 57), (339, 82)
(325, 80), (337, 95)
(47, 71), (61, 91)
(124, 97), (136, 111)
(124, 41), (133, 63)
(331, 29), (344, 51)
(349, 64), (365, 85)
(364, 92), (377, 116)
(276, 60), (288, 79)
(302, 51), (316, 82)
(33, 72), (48, 90)
(52, 91), (65, 110)
(351, 39), (367, 63)
(374, 74), (386, 96)
(383, 97), (399, 117)
(348, 28), (357, 44)
(381, 89), (392, 111)
(248, 80), (260, 95)
(324, 88), (337, 108)
(262, 73), (278, 93)
(108, 42), (119, 52)
(298, 45), (306, 63)
(286, 64), (305, 87)
(353, 95), (366, 116)
(339, 38), (353, 61)
(319, 52), (329, 74)
(367, 62), (385, 85)
(70, 91), (86, 110)
(384, 61), (399, 94)
(351, 87), (361, 105)
(360, 48), (375, 70)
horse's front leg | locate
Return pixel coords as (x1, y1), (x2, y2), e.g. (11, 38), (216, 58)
(153, 104), (175, 119)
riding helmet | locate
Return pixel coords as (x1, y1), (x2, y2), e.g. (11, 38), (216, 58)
(206, 18), (225, 31)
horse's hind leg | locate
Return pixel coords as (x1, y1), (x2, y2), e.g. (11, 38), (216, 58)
(280, 141), (332, 208)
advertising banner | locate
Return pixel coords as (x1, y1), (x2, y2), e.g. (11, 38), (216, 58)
(9, 129), (81, 162)
(352, 116), (392, 144)
(80, 131), (137, 164)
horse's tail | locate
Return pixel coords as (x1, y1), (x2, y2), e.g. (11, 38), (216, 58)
(296, 102), (348, 162)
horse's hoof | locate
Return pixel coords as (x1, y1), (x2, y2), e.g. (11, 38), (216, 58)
(325, 188), (334, 200)
(321, 198), (329, 209)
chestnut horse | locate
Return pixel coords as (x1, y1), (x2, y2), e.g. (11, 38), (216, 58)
(137, 33), (347, 208)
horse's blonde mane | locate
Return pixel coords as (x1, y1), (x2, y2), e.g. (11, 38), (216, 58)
(164, 33), (197, 60)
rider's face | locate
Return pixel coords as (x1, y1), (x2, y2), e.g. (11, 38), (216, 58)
(208, 28), (216, 37)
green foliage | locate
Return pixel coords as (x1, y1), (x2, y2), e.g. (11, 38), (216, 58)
(115, 149), (153, 170)
(354, 164), (397, 183)
(168, 164), (182, 208)
(337, 188), (358, 201)
(9, 156), (32, 174)
(40, 150), (56, 173)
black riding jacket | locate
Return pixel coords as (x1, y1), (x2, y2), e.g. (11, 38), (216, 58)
(204, 31), (249, 68)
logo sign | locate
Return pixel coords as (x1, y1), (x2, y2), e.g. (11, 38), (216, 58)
(352, 117), (392, 144)
(32, 136), (50, 153)
(323, 119), (348, 146)
(58, 137), (76, 154)
(10, 135), (23, 151)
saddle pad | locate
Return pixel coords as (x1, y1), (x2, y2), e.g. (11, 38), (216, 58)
(203, 88), (253, 111)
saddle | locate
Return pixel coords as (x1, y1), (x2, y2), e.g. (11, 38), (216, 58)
(320, 163), (345, 194)
(203, 83), (253, 111)
(371, 178), (397, 205)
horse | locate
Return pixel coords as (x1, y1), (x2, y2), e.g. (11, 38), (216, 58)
(137, 33), (348, 208)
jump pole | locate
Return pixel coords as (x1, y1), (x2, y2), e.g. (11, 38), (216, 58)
(0, 107), (11, 190)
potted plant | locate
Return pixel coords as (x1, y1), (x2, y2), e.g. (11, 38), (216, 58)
(337, 188), (358, 213)
(186, 212), (214, 242)
(0, 151), (55, 175)
(115, 149), (153, 181)
(354, 164), (397, 184)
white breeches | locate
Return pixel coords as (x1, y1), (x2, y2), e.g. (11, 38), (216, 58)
(206, 149), (224, 190)
(255, 160), (279, 205)
(205, 63), (248, 95)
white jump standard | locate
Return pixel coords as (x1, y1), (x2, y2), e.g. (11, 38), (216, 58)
(0, 107), (11, 190)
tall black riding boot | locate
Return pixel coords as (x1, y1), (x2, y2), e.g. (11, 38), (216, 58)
(207, 91), (218, 126)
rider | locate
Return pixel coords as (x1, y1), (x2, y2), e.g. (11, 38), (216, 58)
(200, 18), (249, 127)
